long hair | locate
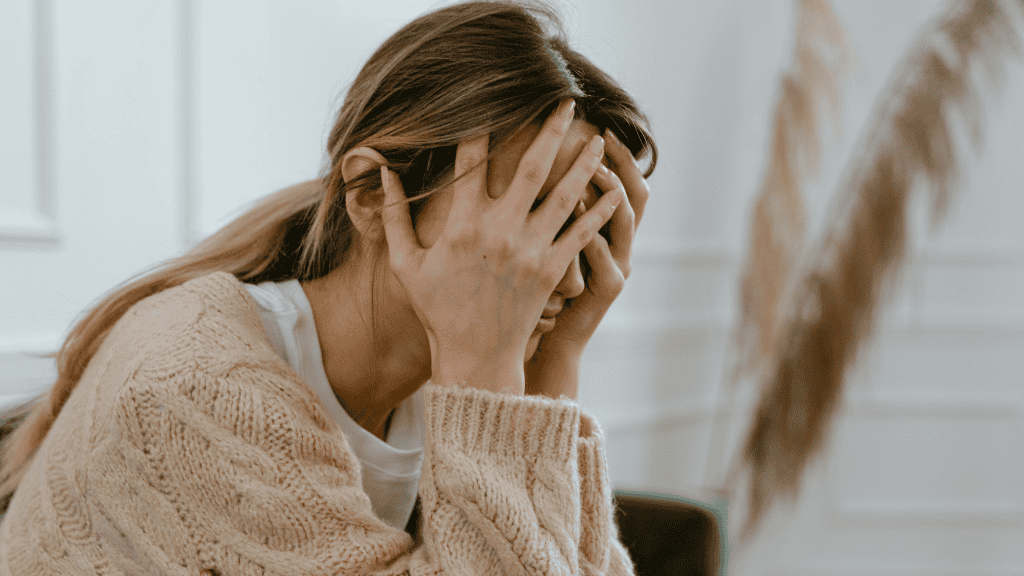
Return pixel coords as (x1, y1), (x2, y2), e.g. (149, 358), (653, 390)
(0, 0), (657, 514)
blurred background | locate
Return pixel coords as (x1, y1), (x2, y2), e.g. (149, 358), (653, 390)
(2, 0), (1023, 573)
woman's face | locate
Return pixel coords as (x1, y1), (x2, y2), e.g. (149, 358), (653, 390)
(414, 119), (606, 360)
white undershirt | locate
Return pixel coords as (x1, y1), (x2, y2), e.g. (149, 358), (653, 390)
(241, 279), (424, 531)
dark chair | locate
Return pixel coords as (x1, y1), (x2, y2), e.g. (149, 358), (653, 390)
(613, 490), (725, 576)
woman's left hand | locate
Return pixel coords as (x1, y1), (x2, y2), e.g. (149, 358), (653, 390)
(525, 128), (649, 400)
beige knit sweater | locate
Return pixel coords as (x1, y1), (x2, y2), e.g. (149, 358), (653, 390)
(0, 272), (635, 575)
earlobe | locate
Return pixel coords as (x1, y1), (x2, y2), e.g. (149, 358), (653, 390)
(341, 146), (390, 239)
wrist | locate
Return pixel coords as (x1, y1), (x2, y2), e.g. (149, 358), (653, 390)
(525, 348), (582, 401)
(432, 351), (526, 396)
(533, 336), (586, 363)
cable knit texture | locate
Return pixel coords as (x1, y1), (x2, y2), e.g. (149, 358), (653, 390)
(0, 272), (635, 576)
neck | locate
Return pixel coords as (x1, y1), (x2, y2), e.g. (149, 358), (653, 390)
(301, 254), (431, 441)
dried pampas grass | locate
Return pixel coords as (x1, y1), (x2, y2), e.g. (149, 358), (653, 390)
(737, 0), (850, 386)
(732, 0), (1024, 543)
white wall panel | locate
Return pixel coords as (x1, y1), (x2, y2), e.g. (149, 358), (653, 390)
(829, 416), (1022, 524)
(918, 256), (1024, 323)
(0, 0), (37, 218)
(0, 0), (182, 403)
(722, 325), (1024, 574)
(862, 325), (1024, 400)
(194, 0), (274, 238)
(611, 243), (738, 327)
(0, 0), (59, 244)
(193, 0), (437, 240)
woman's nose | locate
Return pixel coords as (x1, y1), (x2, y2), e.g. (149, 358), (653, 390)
(555, 253), (586, 299)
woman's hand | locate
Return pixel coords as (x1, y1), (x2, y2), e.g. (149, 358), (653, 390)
(380, 99), (624, 395)
(525, 128), (650, 400)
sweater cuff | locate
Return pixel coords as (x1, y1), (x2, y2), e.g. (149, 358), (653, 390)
(577, 410), (619, 570)
(421, 384), (581, 469)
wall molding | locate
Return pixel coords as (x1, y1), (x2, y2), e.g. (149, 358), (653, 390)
(631, 239), (1024, 267)
(772, 565), (1024, 576)
(831, 499), (1023, 526)
(588, 311), (1024, 348)
(822, 390), (1023, 527)
(857, 392), (1024, 418)
(0, 329), (63, 356)
(0, 0), (60, 247)
(0, 209), (60, 243)
(596, 402), (722, 434)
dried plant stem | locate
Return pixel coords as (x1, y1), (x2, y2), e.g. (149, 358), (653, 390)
(731, 0), (1024, 544)
(737, 0), (849, 380)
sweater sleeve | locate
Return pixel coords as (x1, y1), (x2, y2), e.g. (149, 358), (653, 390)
(89, 364), (634, 576)
(576, 414), (636, 575)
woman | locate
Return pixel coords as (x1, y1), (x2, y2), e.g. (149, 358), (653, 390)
(0, 1), (657, 573)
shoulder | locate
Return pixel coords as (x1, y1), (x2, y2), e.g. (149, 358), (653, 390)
(114, 271), (268, 373)
(105, 272), (326, 422)
(121, 271), (260, 341)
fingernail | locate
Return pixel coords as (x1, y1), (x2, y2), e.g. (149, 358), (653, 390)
(574, 199), (586, 218)
(597, 163), (609, 176)
(563, 98), (576, 118)
(604, 128), (620, 145)
(589, 135), (605, 155)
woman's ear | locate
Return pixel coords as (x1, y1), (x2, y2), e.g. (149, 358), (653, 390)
(341, 146), (389, 240)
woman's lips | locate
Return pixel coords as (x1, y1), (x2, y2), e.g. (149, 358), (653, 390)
(542, 305), (563, 318)
(536, 316), (556, 333)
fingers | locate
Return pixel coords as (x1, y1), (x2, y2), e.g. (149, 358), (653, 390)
(380, 166), (419, 268)
(590, 164), (634, 272)
(603, 128), (649, 229)
(531, 133), (605, 242)
(498, 98), (576, 219)
(446, 133), (490, 234)
(553, 180), (625, 265)
(579, 224), (625, 294)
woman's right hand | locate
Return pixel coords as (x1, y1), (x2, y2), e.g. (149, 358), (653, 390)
(379, 98), (623, 395)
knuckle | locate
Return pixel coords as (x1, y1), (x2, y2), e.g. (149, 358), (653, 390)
(576, 225), (595, 248)
(612, 182), (625, 200)
(456, 153), (484, 175)
(553, 191), (575, 213)
(638, 178), (651, 198)
(604, 196), (619, 218)
(544, 117), (569, 139)
(487, 232), (516, 259)
(448, 225), (483, 252)
(520, 160), (546, 186)
(609, 275), (625, 294)
(622, 199), (636, 225)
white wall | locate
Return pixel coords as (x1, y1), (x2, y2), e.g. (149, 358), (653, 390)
(2, 0), (1023, 573)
